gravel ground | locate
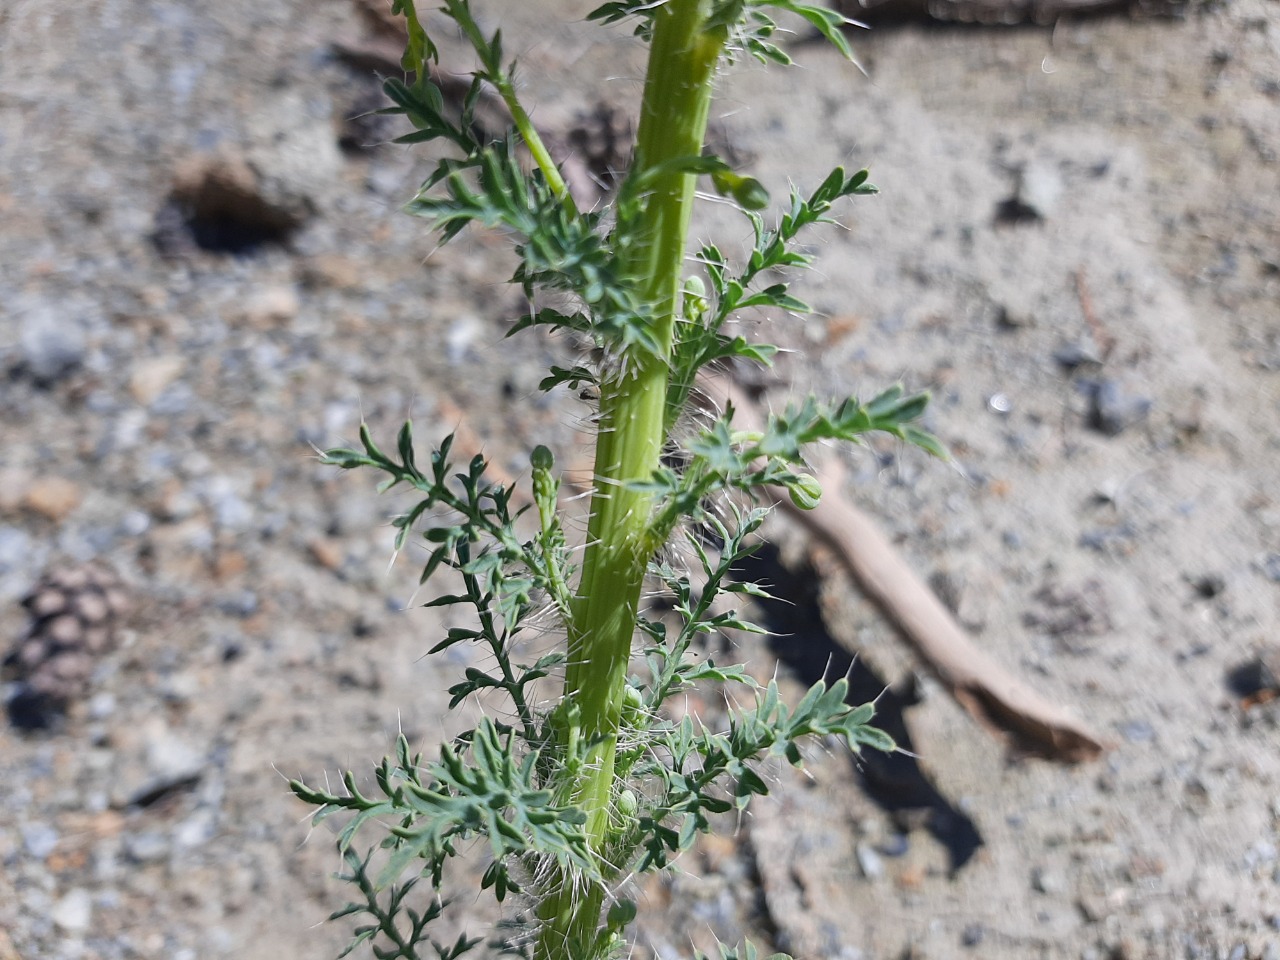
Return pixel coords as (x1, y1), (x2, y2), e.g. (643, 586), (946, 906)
(1, 1), (1278, 958)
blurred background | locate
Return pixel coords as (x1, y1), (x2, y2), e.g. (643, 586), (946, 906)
(1, 1), (1278, 957)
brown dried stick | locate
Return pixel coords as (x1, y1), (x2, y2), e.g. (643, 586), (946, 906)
(716, 377), (1105, 763)
(1075, 268), (1116, 362)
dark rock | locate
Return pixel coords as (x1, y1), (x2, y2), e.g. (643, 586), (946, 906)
(1085, 379), (1152, 436)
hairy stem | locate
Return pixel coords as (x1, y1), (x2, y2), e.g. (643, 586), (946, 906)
(444, 0), (574, 209)
(536, 2), (724, 957)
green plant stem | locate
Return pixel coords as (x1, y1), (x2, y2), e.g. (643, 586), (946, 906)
(443, 0), (574, 210)
(536, 2), (724, 957)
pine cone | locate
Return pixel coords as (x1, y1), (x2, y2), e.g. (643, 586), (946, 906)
(4, 563), (131, 726)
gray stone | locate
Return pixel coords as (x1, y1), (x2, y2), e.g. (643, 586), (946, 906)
(855, 842), (884, 880)
(119, 510), (151, 537)
(1087, 379), (1152, 436)
(20, 308), (86, 384)
(21, 821), (59, 859)
(173, 808), (217, 850)
(1032, 866), (1065, 895)
(1054, 342), (1103, 370)
(0, 526), (33, 575)
(1119, 719), (1156, 743)
(124, 831), (170, 863)
(1244, 839), (1278, 870)
(86, 692), (116, 720)
(203, 476), (254, 531)
(1259, 553), (1280, 583)
(215, 589), (259, 618)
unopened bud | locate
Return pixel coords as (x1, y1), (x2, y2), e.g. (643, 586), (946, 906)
(788, 473), (822, 510)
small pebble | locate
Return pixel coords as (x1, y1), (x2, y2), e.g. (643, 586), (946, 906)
(240, 285), (299, 328)
(120, 510), (151, 537)
(1087, 379), (1151, 437)
(960, 923), (985, 947)
(855, 842), (884, 880)
(1119, 719), (1156, 743)
(24, 477), (83, 522)
(216, 589), (259, 618)
(996, 300), (1034, 329)
(1245, 839), (1277, 869)
(20, 309), (86, 384)
(50, 888), (93, 933)
(0, 526), (33, 574)
(159, 672), (200, 704)
(21, 822), (59, 859)
(124, 831), (170, 864)
(1032, 866), (1065, 895)
(203, 477), (253, 532)
(1019, 161), (1063, 219)
(307, 537), (344, 571)
(1258, 553), (1280, 583)
(879, 833), (910, 858)
(87, 692), (116, 720)
(174, 809), (217, 850)
(128, 355), (186, 406)
(1054, 343), (1102, 369)
(446, 315), (482, 364)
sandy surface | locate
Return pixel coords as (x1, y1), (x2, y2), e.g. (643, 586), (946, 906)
(1, 1), (1278, 958)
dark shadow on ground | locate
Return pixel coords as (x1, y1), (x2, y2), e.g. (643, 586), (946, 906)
(734, 542), (984, 874)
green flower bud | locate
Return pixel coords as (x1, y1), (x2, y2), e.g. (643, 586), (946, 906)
(788, 473), (823, 510)
(607, 898), (637, 929)
(711, 169), (770, 211)
(615, 789), (639, 820)
(620, 684), (646, 727)
(530, 444), (554, 471)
